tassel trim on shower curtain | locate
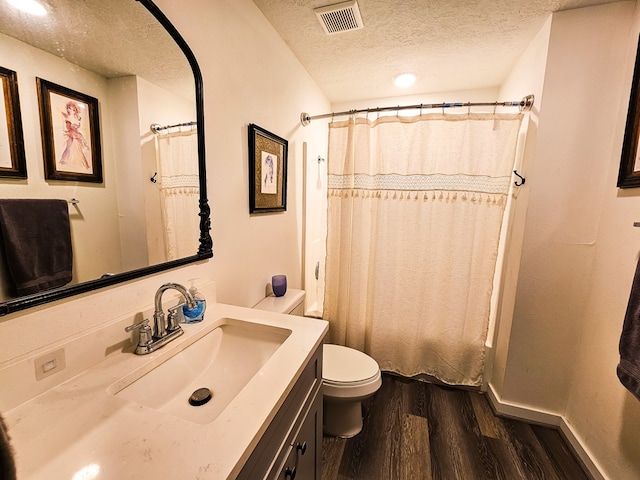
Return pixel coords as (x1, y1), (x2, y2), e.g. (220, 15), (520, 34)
(328, 188), (507, 206)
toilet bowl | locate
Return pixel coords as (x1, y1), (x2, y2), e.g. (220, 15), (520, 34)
(253, 288), (382, 438)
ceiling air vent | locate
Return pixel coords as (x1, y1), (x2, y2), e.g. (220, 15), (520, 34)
(314, 0), (364, 35)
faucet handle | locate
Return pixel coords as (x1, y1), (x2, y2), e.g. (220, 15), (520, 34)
(125, 319), (153, 345)
(125, 318), (150, 332)
(167, 304), (184, 331)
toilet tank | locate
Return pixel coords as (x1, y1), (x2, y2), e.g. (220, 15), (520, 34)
(253, 289), (305, 316)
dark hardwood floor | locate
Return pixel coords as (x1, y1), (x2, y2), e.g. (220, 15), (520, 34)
(322, 373), (591, 480)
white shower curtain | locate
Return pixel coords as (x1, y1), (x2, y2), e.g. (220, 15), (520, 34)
(155, 130), (200, 260)
(323, 113), (522, 386)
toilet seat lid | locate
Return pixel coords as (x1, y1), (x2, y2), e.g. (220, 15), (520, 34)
(323, 344), (380, 384)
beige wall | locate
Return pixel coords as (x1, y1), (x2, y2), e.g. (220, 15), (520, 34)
(108, 76), (149, 271)
(494, 2), (640, 478)
(491, 17), (551, 398)
(562, 3), (640, 479)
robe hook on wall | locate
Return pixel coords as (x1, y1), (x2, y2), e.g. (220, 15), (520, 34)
(513, 170), (526, 187)
(150, 172), (158, 183)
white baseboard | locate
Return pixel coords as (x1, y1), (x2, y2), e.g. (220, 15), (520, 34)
(486, 383), (562, 426)
(486, 383), (606, 480)
(558, 420), (607, 480)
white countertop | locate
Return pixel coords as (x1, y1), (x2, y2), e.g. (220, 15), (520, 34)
(3, 302), (328, 479)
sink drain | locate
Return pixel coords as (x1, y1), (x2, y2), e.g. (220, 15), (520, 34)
(189, 387), (212, 406)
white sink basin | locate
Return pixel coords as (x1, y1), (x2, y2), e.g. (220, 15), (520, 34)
(109, 318), (291, 424)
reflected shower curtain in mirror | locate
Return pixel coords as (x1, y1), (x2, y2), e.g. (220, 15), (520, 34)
(323, 113), (522, 386)
(155, 130), (199, 260)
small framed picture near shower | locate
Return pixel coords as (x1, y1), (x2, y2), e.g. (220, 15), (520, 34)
(618, 35), (640, 188)
(36, 78), (103, 183)
(0, 66), (26, 178)
(248, 123), (288, 213)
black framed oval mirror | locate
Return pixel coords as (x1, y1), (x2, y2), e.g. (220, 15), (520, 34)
(0, 0), (212, 316)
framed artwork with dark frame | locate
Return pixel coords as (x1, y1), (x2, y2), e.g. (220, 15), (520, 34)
(619, 35), (640, 188)
(0, 66), (26, 179)
(37, 78), (103, 183)
(248, 123), (288, 213)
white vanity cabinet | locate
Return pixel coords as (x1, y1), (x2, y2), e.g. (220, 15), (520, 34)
(238, 345), (323, 480)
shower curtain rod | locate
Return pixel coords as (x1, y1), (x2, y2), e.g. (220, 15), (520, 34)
(300, 94), (534, 126)
(150, 121), (197, 134)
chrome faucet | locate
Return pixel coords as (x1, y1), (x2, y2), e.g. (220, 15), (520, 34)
(125, 282), (197, 355)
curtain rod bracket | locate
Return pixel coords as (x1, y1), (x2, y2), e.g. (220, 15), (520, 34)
(520, 94), (534, 112)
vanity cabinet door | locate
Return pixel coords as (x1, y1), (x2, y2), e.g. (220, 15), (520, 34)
(237, 346), (322, 480)
(277, 389), (322, 480)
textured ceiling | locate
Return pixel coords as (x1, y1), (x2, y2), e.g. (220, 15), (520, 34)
(0, 0), (193, 101)
(253, 0), (624, 103)
(1, 0), (624, 106)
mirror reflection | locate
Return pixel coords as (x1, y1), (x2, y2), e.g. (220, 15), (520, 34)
(0, 0), (205, 305)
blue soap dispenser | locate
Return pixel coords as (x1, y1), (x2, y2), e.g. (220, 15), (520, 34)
(182, 286), (206, 323)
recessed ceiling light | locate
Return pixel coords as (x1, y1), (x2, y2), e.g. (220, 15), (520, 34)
(394, 73), (416, 88)
(7, 0), (47, 16)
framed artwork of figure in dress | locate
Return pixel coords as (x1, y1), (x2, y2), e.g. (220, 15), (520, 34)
(37, 78), (102, 183)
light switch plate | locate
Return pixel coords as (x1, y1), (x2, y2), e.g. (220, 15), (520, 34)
(34, 348), (66, 381)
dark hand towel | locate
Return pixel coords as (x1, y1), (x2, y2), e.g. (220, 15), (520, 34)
(0, 414), (16, 480)
(0, 199), (72, 296)
(618, 256), (640, 401)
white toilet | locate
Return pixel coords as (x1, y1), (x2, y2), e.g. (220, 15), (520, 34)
(253, 289), (382, 438)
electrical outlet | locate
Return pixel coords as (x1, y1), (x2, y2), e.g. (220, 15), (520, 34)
(34, 348), (66, 381)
